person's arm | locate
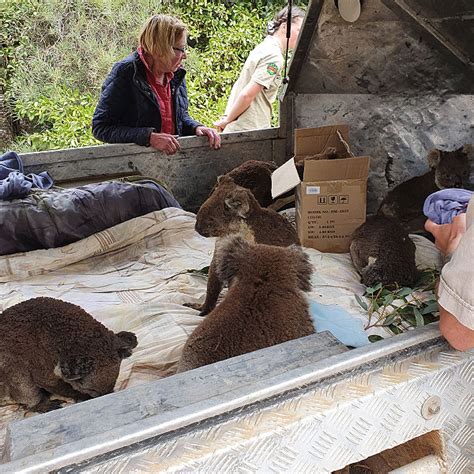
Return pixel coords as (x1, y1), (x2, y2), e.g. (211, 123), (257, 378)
(92, 66), (154, 147)
(425, 214), (474, 350)
(214, 81), (264, 131)
(438, 307), (474, 351)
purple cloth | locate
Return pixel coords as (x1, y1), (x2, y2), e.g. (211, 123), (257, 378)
(0, 151), (53, 200)
(423, 188), (473, 224)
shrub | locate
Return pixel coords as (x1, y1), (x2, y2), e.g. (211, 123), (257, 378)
(3, 0), (307, 152)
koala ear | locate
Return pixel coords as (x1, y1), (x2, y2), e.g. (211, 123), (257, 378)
(215, 235), (249, 283)
(289, 245), (313, 292)
(427, 149), (441, 168)
(224, 190), (251, 219)
(115, 331), (138, 359)
(462, 144), (473, 159)
(217, 174), (233, 185)
(58, 356), (95, 382)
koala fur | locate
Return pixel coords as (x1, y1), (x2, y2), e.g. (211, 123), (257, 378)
(0, 297), (137, 412)
(350, 216), (418, 288)
(194, 175), (299, 315)
(224, 160), (278, 207)
(295, 147), (339, 181)
(176, 236), (314, 373)
(378, 145), (472, 233)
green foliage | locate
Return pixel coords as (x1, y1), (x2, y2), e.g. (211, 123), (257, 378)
(12, 88), (100, 150)
(356, 269), (440, 341)
(3, 0), (307, 152)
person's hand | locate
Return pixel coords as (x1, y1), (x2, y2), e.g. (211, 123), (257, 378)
(149, 132), (180, 155)
(213, 117), (229, 133)
(195, 126), (221, 150)
(424, 213), (467, 257)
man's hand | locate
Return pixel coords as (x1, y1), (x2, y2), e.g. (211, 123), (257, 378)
(424, 213), (467, 257)
(195, 126), (221, 150)
(149, 132), (180, 155)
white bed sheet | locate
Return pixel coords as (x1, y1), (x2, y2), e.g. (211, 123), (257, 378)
(0, 208), (442, 449)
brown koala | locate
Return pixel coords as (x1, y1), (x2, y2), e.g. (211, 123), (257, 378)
(295, 147), (339, 180)
(350, 215), (418, 288)
(176, 236), (315, 373)
(224, 160), (278, 207)
(0, 297), (137, 412)
(194, 175), (299, 315)
(378, 145), (472, 233)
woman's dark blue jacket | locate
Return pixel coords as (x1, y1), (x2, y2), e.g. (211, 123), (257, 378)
(92, 51), (201, 146)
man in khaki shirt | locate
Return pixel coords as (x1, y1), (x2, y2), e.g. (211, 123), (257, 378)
(215, 6), (305, 133)
(425, 195), (474, 351)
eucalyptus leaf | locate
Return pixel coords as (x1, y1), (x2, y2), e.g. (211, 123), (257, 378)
(421, 302), (439, 315)
(355, 294), (368, 311)
(368, 335), (384, 343)
(397, 287), (413, 297)
(414, 307), (425, 327)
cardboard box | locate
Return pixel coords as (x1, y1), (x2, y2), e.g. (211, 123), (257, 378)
(272, 125), (370, 253)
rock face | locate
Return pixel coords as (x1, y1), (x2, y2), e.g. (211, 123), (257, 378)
(288, 0), (473, 212)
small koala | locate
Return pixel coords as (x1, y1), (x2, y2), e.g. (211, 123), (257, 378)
(176, 236), (315, 373)
(0, 297), (137, 412)
(350, 215), (418, 288)
(378, 145), (472, 233)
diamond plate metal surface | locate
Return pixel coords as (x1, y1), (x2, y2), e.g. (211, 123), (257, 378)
(79, 348), (473, 473)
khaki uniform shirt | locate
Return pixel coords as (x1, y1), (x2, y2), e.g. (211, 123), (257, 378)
(224, 35), (283, 133)
(438, 195), (474, 330)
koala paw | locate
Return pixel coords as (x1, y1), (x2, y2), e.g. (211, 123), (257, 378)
(183, 302), (203, 312)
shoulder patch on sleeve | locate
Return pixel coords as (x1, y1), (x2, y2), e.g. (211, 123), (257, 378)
(266, 62), (279, 76)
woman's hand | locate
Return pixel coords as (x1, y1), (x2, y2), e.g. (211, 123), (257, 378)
(195, 126), (221, 150)
(424, 213), (467, 257)
(149, 132), (181, 155)
(213, 117), (229, 133)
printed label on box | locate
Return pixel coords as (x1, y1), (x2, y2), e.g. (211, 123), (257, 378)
(306, 186), (320, 195)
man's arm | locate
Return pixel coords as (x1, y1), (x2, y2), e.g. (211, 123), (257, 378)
(425, 214), (474, 351)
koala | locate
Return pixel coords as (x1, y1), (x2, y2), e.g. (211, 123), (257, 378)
(176, 236), (314, 373)
(378, 145), (472, 233)
(0, 297), (137, 412)
(295, 147), (339, 180)
(194, 175), (299, 315)
(350, 215), (418, 288)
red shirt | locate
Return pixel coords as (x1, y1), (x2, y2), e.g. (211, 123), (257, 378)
(137, 47), (175, 135)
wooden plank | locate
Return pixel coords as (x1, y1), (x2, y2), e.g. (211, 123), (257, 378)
(22, 130), (285, 212)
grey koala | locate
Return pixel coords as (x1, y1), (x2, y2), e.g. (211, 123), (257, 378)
(0, 297), (137, 412)
(378, 145), (472, 233)
(350, 215), (418, 288)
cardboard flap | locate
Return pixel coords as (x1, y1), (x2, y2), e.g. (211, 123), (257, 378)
(303, 156), (370, 181)
(294, 124), (350, 161)
(271, 157), (301, 198)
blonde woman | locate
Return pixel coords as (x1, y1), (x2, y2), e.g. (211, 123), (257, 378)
(93, 14), (220, 155)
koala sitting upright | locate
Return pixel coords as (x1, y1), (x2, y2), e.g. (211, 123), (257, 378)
(378, 145), (472, 233)
(0, 297), (137, 412)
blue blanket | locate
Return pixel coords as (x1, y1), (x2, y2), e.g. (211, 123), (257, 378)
(0, 151), (54, 200)
(423, 188), (473, 224)
(309, 299), (369, 348)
